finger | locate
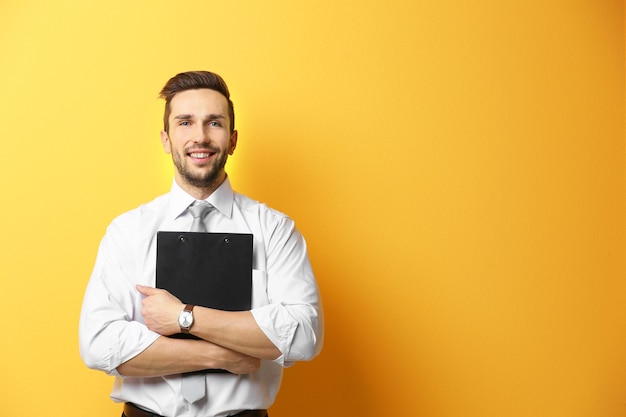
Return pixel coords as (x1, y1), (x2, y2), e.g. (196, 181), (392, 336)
(136, 284), (157, 295)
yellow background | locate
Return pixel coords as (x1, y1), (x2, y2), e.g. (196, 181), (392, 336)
(0, 1), (624, 416)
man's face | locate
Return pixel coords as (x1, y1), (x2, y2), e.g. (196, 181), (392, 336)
(160, 88), (237, 196)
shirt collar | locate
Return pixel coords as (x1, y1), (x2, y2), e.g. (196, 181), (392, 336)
(168, 176), (235, 220)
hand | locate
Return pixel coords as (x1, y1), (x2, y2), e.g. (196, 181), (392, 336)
(137, 285), (184, 336)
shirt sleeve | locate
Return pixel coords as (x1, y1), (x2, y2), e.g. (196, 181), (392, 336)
(250, 214), (324, 367)
(79, 221), (160, 376)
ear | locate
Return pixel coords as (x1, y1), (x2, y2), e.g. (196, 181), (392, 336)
(228, 130), (238, 155)
(160, 130), (171, 154)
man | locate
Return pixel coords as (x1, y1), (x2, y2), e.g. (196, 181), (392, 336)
(79, 71), (324, 417)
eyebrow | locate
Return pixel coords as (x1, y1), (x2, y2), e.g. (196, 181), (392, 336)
(173, 113), (226, 121)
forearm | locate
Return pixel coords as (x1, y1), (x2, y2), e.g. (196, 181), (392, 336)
(117, 336), (259, 377)
(189, 308), (281, 360)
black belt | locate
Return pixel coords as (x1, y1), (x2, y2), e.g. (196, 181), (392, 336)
(123, 402), (267, 417)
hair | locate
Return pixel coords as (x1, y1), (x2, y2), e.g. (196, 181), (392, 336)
(158, 71), (235, 133)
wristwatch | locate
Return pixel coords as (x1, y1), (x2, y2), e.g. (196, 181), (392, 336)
(178, 304), (195, 333)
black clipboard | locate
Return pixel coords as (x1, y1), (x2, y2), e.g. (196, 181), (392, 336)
(156, 231), (253, 337)
(156, 231), (253, 374)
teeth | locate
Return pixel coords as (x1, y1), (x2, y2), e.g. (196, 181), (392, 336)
(190, 153), (210, 158)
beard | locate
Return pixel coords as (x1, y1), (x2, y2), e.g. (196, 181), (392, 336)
(171, 147), (229, 190)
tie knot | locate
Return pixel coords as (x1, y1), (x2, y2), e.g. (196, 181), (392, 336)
(188, 201), (213, 219)
(188, 201), (213, 233)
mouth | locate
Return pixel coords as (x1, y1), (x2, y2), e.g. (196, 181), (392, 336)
(187, 149), (217, 161)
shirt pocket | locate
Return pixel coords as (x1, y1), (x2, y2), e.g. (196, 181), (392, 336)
(251, 269), (269, 308)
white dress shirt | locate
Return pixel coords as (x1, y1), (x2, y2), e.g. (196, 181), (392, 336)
(79, 177), (323, 417)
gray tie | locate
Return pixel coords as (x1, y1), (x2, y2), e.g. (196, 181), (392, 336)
(189, 201), (213, 233)
(181, 201), (212, 402)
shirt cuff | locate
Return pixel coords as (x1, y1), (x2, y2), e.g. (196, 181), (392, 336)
(251, 305), (298, 366)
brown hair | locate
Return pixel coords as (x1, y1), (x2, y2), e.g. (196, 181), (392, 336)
(159, 71), (235, 132)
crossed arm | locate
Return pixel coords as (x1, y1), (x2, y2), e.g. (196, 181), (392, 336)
(116, 285), (280, 377)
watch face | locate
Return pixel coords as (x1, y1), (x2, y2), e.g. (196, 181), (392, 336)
(178, 311), (193, 328)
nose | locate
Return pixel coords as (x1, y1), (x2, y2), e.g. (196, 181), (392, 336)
(193, 125), (210, 143)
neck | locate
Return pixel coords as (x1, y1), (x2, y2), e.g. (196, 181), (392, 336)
(175, 172), (227, 200)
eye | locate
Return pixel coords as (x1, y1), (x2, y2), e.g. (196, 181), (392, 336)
(208, 121), (222, 127)
(179, 121), (191, 126)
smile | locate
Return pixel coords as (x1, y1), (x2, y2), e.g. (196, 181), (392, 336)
(189, 152), (212, 158)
